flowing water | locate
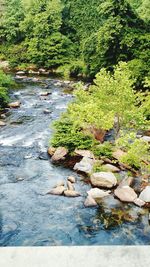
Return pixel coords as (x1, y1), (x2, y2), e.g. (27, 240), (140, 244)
(0, 77), (150, 246)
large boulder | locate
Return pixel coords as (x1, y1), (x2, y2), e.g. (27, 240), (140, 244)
(84, 196), (98, 207)
(87, 188), (111, 199)
(8, 101), (21, 108)
(51, 147), (68, 162)
(74, 149), (94, 159)
(139, 186), (150, 202)
(74, 156), (94, 175)
(114, 186), (137, 202)
(90, 172), (117, 188)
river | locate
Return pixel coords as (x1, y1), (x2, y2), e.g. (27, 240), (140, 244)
(0, 76), (150, 246)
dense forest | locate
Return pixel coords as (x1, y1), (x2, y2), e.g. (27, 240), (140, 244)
(0, 0), (150, 87)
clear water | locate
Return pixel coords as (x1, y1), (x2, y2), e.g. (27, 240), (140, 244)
(0, 78), (150, 246)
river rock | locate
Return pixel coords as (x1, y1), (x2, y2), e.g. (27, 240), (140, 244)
(8, 101), (21, 108)
(74, 156), (94, 174)
(47, 147), (56, 156)
(84, 196), (98, 207)
(134, 198), (145, 207)
(74, 149), (94, 159)
(40, 92), (51, 96)
(113, 149), (126, 160)
(0, 120), (6, 126)
(43, 109), (52, 114)
(51, 147), (68, 162)
(67, 176), (76, 183)
(103, 164), (120, 173)
(141, 136), (150, 143)
(87, 188), (111, 199)
(114, 186), (137, 202)
(48, 186), (65, 196)
(16, 71), (25, 75)
(119, 176), (134, 187)
(90, 172), (117, 188)
(67, 181), (75, 191)
(139, 186), (150, 202)
(64, 190), (80, 197)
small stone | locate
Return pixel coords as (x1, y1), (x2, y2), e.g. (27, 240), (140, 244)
(43, 109), (52, 114)
(141, 136), (150, 143)
(134, 198), (145, 207)
(74, 149), (95, 159)
(40, 92), (51, 96)
(90, 172), (117, 188)
(103, 164), (120, 173)
(74, 156), (94, 175)
(47, 147), (56, 157)
(84, 196), (98, 207)
(67, 181), (75, 191)
(8, 101), (21, 108)
(114, 186), (137, 202)
(64, 190), (81, 197)
(87, 188), (111, 199)
(67, 176), (76, 183)
(0, 120), (6, 126)
(113, 149), (127, 160)
(1, 114), (6, 119)
(48, 186), (65, 196)
(51, 147), (68, 162)
(139, 186), (150, 202)
(16, 71), (25, 75)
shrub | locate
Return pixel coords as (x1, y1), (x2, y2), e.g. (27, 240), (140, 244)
(92, 142), (114, 158)
(0, 70), (13, 108)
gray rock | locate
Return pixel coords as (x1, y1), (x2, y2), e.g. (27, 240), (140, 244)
(74, 156), (94, 174)
(84, 196), (98, 207)
(139, 186), (150, 202)
(51, 147), (68, 162)
(141, 136), (150, 143)
(90, 172), (117, 188)
(64, 190), (80, 197)
(87, 188), (111, 199)
(114, 186), (137, 202)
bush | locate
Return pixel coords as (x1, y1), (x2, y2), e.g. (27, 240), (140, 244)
(92, 142), (114, 158)
(51, 115), (96, 152)
(0, 70), (13, 108)
(116, 132), (150, 170)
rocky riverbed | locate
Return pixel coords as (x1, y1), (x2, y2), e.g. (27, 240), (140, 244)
(0, 75), (150, 246)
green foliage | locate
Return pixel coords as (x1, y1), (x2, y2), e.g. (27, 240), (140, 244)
(51, 62), (150, 154)
(116, 132), (150, 169)
(51, 115), (96, 151)
(0, 70), (13, 108)
(92, 142), (114, 158)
